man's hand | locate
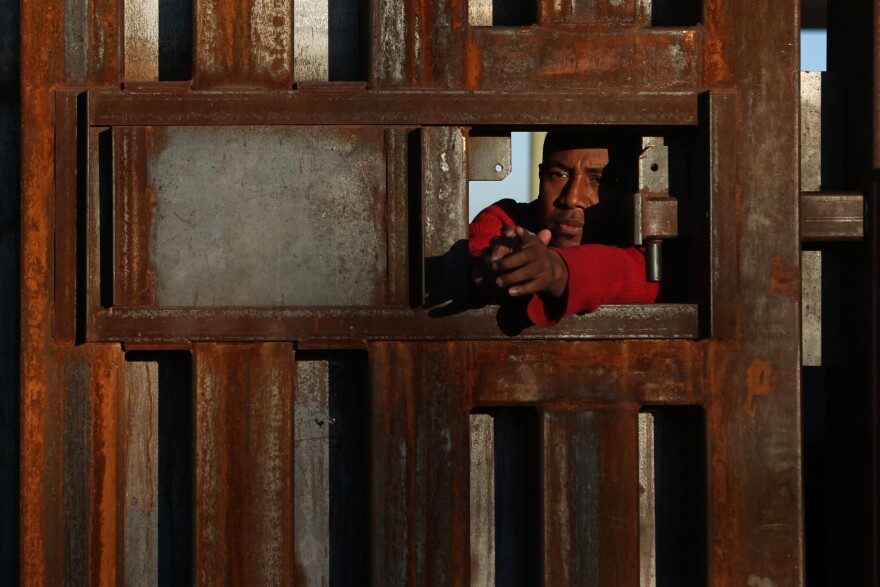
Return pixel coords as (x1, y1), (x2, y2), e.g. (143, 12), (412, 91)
(473, 225), (569, 299)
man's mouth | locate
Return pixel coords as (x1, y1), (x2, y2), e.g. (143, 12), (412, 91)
(552, 218), (584, 236)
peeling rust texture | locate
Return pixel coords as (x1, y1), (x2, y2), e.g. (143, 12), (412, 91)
(468, 28), (701, 91)
(193, 343), (294, 585)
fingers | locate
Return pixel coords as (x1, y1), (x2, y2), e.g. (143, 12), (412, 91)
(491, 233), (554, 296)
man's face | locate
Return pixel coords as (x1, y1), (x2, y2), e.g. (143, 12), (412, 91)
(538, 147), (613, 249)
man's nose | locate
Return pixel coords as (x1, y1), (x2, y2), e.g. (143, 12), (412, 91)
(559, 174), (599, 209)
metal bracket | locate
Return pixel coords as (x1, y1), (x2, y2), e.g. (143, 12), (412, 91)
(467, 134), (512, 181)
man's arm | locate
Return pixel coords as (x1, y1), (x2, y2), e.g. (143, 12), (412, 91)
(488, 227), (660, 327)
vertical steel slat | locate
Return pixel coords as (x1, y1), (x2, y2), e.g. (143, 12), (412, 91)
(370, 0), (463, 87)
(703, 0), (804, 584)
(370, 342), (471, 585)
(86, 126), (109, 339)
(469, 413), (495, 586)
(61, 345), (124, 586)
(88, 0), (123, 83)
(293, 359), (330, 583)
(386, 128), (411, 306)
(638, 412), (656, 587)
(61, 352), (92, 584)
(542, 408), (640, 586)
(194, 0), (293, 89)
(369, 0), (407, 87)
(122, 359), (159, 586)
(468, 0), (492, 26)
(706, 91), (739, 340)
(193, 343), (294, 585)
(54, 90), (80, 343)
(421, 127), (468, 306)
(114, 126), (153, 306)
(293, 0), (329, 81)
(123, 0), (159, 81)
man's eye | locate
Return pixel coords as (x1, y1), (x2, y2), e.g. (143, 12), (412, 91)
(549, 171), (568, 179)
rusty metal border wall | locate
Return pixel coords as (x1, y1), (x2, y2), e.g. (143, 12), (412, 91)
(14, 0), (867, 584)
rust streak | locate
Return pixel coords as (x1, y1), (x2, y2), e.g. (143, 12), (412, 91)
(742, 358), (778, 418)
(769, 255), (799, 301)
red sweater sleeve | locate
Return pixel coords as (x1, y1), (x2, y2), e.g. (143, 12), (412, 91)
(468, 199), (520, 259)
(526, 244), (660, 328)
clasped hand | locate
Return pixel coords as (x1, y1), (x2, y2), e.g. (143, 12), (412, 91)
(472, 225), (569, 300)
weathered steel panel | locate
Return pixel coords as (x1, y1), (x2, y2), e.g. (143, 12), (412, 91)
(370, 342), (471, 585)
(468, 28), (701, 91)
(293, 359), (330, 583)
(194, 0), (292, 89)
(142, 126), (387, 306)
(193, 343), (294, 585)
(470, 340), (704, 406)
(90, 303), (701, 343)
(371, 0), (464, 87)
(542, 408), (640, 586)
(88, 89), (702, 127)
(122, 359), (159, 586)
(703, 0), (804, 584)
(21, 0), (66, 577)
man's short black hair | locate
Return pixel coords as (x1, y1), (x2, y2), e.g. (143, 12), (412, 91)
(542, 131), (640, 192)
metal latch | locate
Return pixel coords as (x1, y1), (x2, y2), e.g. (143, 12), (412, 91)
(631, 137), (678, 282)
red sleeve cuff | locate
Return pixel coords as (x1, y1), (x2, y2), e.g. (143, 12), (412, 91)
(525, 245), (660, 328)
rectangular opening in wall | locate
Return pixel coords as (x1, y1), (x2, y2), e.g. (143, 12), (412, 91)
(124, 0), (192, 81)
(469, 127), (701, 307)
(294, 351), (370, 584)
(470, 408), (540, 585)
(641, 407), (706, 587)
(122, 351), (193, 586)
(650, 0), (701, 26)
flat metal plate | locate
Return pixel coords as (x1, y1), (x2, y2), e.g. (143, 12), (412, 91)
(147, 126), (387, 306)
